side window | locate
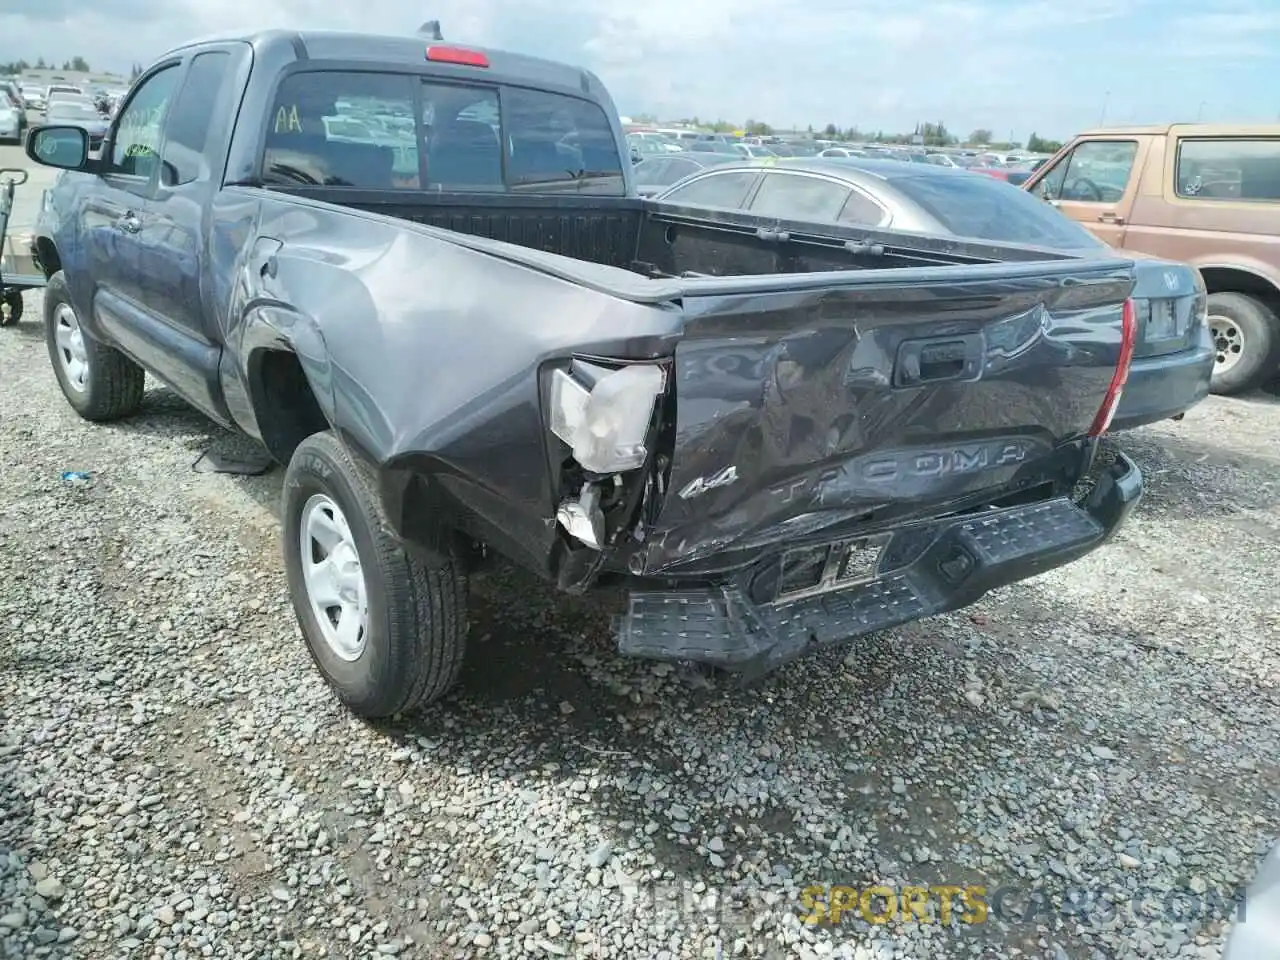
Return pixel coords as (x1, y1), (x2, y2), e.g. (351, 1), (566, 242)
(662, 158), (699, 185)
(749, 172), (851, 221)
(421, 81), (502, 191)
(661, 170), (759, 209)
(1036, 140), (1137, 203)
(107, 65), (182, 179)
(1176, 138), (1280, 201)
(503, 86), (625, 195)
(838, 187), (888, 226)
(262, 71), (418, 189)
(159, 52), (232, 186)
(633, 158), (667, 183)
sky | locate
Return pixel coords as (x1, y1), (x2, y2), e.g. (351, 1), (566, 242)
(2, 0), (1279, 141)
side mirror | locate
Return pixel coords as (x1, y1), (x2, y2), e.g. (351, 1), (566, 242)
(25, 125), (90, 171)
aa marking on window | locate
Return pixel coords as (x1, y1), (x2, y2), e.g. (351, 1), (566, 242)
(274, 105), (302, 134)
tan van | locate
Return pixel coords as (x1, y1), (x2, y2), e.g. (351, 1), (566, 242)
(1023, 123), (1280, 394)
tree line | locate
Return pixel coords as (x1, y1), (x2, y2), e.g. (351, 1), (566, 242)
(629, 113), (1065, 153)
(0, 56), (92, 74)
(0, 56), (141, 81)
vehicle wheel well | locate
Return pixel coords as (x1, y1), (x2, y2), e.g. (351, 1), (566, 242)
(1198, 267), (1280, 312)
(249, 349), (329, 464)
(34, 237), (61, 279)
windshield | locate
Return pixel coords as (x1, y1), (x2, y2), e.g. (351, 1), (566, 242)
(893, 173), (1106, 250)
(48, 102), (102, 121)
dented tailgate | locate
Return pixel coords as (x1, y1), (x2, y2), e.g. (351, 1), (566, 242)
(639, 261), (1135, 573)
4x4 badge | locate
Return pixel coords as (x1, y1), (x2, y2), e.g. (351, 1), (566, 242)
(679, 465), (739, 500)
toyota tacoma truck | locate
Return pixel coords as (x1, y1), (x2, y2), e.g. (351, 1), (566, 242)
(26, 29), (1144, 719)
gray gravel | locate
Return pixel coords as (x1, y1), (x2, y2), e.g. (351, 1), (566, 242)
(2, 287), (1278, 960)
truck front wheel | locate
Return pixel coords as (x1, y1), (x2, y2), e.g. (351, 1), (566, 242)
(1207, 292), (1280, 395)
(43, 270), (146, 420)
(282, 431), (468, 718)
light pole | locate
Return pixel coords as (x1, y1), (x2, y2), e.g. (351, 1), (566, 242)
(1197, 101), (1207, 121)
(1098, 91), (1111, 126)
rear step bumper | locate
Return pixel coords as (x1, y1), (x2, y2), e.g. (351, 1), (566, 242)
(615, 450), (1142, 675)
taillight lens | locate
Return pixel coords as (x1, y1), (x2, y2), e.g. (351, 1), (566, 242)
(425, 46), (490, 67)
(1088, 297), (1137, 437)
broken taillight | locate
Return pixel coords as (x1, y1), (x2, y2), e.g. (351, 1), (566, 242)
(1087, 297), (1137, 437)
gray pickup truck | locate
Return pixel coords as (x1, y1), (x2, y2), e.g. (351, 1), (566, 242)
(25, 29), (1153, 719)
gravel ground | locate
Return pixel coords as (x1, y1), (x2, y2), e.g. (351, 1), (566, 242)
(1, 287), (1278, 960)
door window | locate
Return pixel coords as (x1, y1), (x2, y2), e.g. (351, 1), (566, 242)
(839, 188), (889, 226)
(660, 170), (759, 209)
(1032, 140), (1137, 203)
(107, 65), (182, 179)
(661, 158), (701, 185)
(1176, 138), (1280, 201)
(749, 172), (851, 221)
(159, 51), (232, 186)
(632, 158), (669, 183)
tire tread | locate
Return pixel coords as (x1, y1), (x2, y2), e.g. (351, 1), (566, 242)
(44, 271), (145, 421)
(1207, 291), (1280, 396)
(289, 431), (467, 717)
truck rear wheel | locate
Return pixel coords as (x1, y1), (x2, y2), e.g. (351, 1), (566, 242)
(282, 430), (468, 718)
(44, 270), (146, 421)
(1207, 292), (1280, 395)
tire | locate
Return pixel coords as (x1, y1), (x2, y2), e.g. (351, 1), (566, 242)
(282, 430), (468, 718)
(0, 290), (21, 326)
(1207, 292), (1280, 396)
(44, 270), (146, 421)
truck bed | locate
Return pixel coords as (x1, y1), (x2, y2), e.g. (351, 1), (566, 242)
(265, 188), (1080, 284)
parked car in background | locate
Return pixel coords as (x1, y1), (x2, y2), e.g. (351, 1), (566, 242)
(0, 102), (21, 143)
(1024, 123), (1280, 394)
(43, 97), (110, 149)
(45, 84), (83, 102)
(728, 142), (777, 158)
(21, 85), (47, 112)
(819, 146), (868, 158)
(632, 151), (740, 196)
(626, 131), (680, 162)
(973, 158), (1044, 187)
(654, 156), (1212, 431)
(0, 80), (27, 140)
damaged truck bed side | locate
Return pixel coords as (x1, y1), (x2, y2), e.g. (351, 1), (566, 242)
(26, 29), (1142, 718)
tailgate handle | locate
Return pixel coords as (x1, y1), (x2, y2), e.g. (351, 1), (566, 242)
(895, 334), (984, 387)
(756, 226), (791, 242)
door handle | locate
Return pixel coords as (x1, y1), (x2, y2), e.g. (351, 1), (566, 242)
(1097, 212), (1125, 225)
(116, 212), (141, 233)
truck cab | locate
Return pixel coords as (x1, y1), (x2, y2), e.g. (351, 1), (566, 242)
(1024, 124), (1280, 395)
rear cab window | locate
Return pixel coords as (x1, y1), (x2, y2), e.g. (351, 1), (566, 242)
(260, 69), (625, 195)
(1175, 138), (1280, 201)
